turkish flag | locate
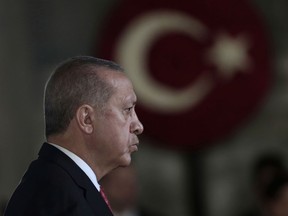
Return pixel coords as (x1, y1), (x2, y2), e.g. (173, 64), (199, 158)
(97, 0), (271, 150)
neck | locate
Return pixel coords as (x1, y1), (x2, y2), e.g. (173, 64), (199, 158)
(47, 133), (115, 181)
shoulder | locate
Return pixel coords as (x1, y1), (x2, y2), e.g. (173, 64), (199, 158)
(4, 159), (89, 215)
(11, 158), (80, 198)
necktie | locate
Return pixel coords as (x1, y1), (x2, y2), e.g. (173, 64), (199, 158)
(100, 186), (112, 211)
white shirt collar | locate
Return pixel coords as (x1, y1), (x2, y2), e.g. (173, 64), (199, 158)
(48, 143), (100, 191)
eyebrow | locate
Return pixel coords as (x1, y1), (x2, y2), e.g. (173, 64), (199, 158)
(127, 94), (137, 104)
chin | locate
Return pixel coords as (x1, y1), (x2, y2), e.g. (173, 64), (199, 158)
(119, 155), (132, 167)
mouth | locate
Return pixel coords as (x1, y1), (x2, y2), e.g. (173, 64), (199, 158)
(129, 143), (139, 152)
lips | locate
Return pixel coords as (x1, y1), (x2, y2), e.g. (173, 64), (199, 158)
(129, 143), (139, 152)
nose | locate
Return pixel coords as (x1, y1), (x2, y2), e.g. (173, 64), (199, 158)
(131, 114), (144, 135)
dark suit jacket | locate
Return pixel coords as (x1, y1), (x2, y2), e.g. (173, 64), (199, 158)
(4, 143), (113, 216)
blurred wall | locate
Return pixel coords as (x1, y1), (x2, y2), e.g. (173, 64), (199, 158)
(1, 1), (288, 216)
(0, 0), (35, 201)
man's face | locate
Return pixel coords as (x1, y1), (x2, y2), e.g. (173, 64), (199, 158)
(92, 71), (143, 168)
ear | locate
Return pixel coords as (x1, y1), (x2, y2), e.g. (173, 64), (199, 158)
(76, 105), (95, 134)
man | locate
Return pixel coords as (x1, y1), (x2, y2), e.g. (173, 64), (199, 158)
(4, 56), (144, 215)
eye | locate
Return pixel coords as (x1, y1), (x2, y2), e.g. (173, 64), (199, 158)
(126, 106), (133, 112)
(124, 104), (135, 115)
(124, 103), (136, 115)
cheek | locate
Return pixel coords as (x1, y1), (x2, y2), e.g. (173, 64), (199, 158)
(105, 122), (130, 148)
(112, 117), (131, 137)
(110, 121), (130, 138)
(102, 112), (132, 143)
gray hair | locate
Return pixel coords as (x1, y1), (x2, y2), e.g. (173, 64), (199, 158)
(44, 56), (124, 138)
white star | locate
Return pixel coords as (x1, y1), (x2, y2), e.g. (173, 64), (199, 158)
(206, 33), (251, 80)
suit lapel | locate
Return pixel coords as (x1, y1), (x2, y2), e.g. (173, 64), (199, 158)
(38, 143), (113, 215)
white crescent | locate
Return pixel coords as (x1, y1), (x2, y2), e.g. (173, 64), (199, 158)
(115, 10), (214, 113)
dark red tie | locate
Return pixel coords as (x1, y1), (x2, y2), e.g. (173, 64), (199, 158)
(100, 186), (112, 211)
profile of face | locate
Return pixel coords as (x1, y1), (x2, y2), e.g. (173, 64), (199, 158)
(91, 70), (144, 168)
